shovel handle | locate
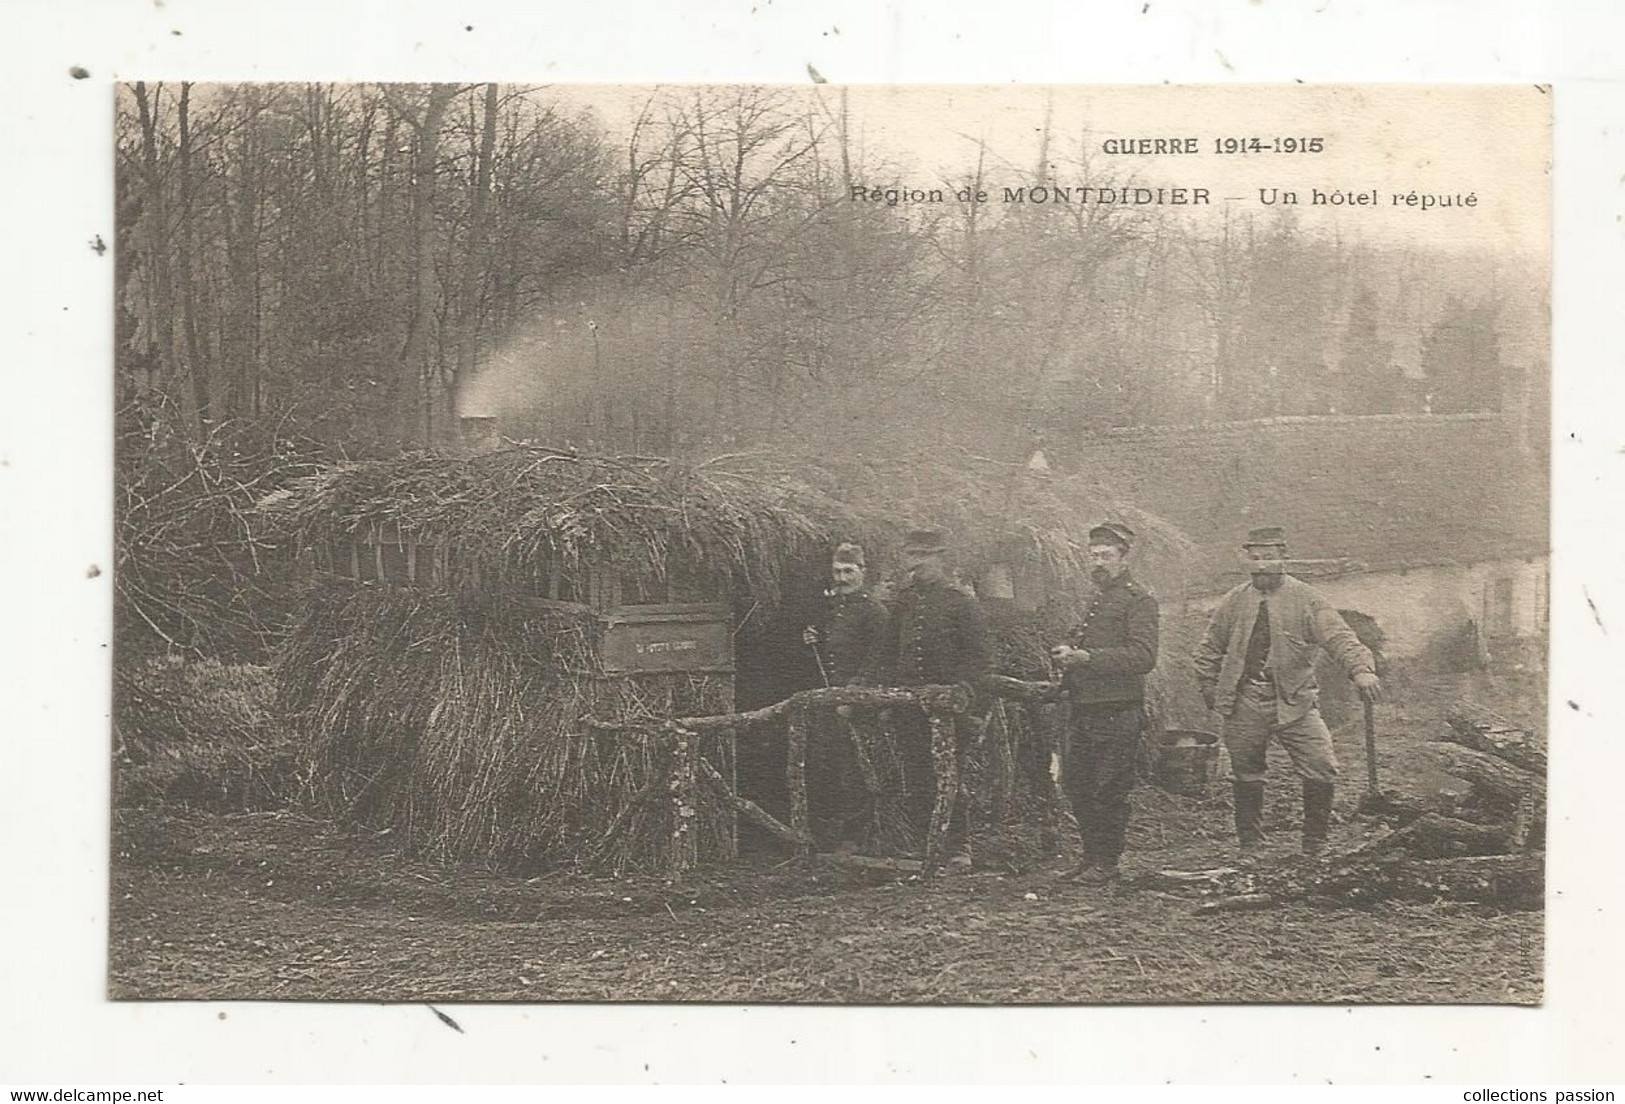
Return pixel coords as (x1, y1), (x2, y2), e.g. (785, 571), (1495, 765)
(1363, 698), (1379, 794)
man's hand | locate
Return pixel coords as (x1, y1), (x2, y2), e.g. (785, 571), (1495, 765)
(1049, 644), (1091, 668)
(835, 703), (853, 719)
(802, 626), (820, 646)
(1353, 671), (1382, 703)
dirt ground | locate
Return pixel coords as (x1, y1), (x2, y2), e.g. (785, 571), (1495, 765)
(108, 670), (1545, 1005)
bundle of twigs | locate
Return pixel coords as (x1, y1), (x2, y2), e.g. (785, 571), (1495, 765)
(114, 657), (301, 810)
(278, 583), (734, 871)
(117, 396), (324, 660)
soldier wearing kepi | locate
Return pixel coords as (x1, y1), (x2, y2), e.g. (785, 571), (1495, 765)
(1193, 526), (1382, 859)
(1048, 521), (1160, 885)
(879, 527), (991, 857)
(802, 542), (888, 689)
(881, 527), (989, 695)
(801, 542), (889, 848)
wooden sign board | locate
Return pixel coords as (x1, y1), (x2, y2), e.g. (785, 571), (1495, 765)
(598, 605), (734, 674)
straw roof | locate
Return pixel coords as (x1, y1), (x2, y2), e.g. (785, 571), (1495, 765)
(262, 444), (1192, 603)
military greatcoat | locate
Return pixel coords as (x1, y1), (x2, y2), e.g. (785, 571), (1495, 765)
(881, 578), (990, 691)
(1062, 570), (1160, 706)
(818, 587), (889, 686)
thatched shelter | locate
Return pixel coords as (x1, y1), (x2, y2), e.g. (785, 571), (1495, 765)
(264, 444), (1191, 873)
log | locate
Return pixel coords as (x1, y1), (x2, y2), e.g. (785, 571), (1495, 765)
(787, 704), (811, 858)
(1146, 867), (1250, 895)
(988, 699), (1017, 825)
(819, 853), (923, 875)
(1506, 793), (1540, 852)
(923, 710), (961, 873)
(840, 715), (884, 796)
(1348, 813), (1511, 860)
(584, 698), (788, 736)
(1431, 744), (1542, 804)
(1393, 853), (1544, 907)
(1444, 699), (1547, 773)
(799, 684), (971, 713)
(988, 675), (1065, 705)
(667, 725), (700, 876)
(584, 684), (971, 738)
(840, 715), (903, 846)
(1355, 787), (1451, 825)
(697, 758), (812, 850)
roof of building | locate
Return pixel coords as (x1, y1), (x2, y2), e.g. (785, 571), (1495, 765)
(260, 444), (1195, 606)
(1053, 413), (1548, 593)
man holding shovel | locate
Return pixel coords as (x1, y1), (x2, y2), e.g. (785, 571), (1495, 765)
(1193, 527), (1382, 859)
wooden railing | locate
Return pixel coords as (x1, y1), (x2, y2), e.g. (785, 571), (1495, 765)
(588, 676), (1064, 876)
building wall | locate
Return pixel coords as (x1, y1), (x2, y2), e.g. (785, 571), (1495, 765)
(1316, 557), (1547, 656)
(1056, 413), (1548, 590)
(1188, 556), (1549, 662)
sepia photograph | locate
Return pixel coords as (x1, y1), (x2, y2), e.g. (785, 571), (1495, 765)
(107, 81), (1550, 1006)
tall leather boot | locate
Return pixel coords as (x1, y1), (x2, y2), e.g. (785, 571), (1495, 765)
(1302, 781), (1335, 856)
(1232, 780), (1266, 852)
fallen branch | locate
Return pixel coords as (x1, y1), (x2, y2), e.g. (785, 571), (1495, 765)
(1431, 744), (1542, 804)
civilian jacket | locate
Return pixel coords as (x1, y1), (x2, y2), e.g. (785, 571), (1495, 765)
(818, 588), (889, 686)
(882, 579), (991, 691)
(1062, 570), (1160, 706)
(1193, 574), (1375, 724)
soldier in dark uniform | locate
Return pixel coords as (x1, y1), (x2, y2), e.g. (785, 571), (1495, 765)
(878, 527), (991, 857)
(802, 542), (888, 688)
(1049, 521), (1160, 885)
(801, 543), (889, 847)
(881, 527), (989, 694)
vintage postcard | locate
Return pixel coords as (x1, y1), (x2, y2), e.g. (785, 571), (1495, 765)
(110, 82), (1549, 1004)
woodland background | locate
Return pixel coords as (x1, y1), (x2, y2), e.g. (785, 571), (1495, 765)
(114, 81), (1548, 657)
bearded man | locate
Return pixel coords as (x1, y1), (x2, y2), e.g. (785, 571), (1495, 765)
(802, 542), (887, 688)
(1193, 526), (1382, 858)
(1048, 521), (1160, 884)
